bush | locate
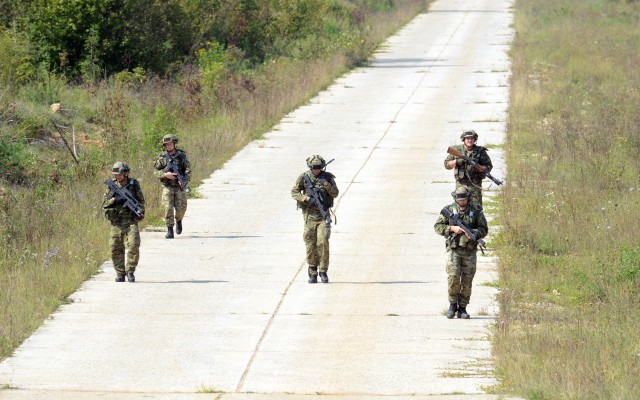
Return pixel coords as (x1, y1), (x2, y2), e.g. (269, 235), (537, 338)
(142, 106), (177, 154)
(616, 245), (640, 283)
(17, 63), (65, 104)
(22, 0), (192, 76)
(0, 28), (35, 89)
(0, 137), (33, 184)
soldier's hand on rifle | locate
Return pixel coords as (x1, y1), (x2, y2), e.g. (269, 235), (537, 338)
(450, 225), (469, 238)
(164, 172), (177, 180)
(303, 196), (311, 203)
(323, 181), (330, 188)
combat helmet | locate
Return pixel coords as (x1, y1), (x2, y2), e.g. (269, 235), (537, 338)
(460, 130), (478, 141)
(306, 155), (326, 169)
(111, 161), (130, 174)
(161, 134), (179, 146)
(451, 186), (471, 200)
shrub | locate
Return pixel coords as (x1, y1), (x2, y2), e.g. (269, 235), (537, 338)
(142, 106), (177, 154)
(0, 137), (33, 184)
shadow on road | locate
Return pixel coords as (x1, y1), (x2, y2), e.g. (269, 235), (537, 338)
(187, 235), (262, 239)
(141, 280), (229, 284)
(328, 281), (433, 285)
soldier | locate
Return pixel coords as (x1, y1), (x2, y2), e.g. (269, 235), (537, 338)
(154, 134), (191, 239)
(434, 186), (488, 319)
(291, 155), (339, 283)
(103, 162), (145, 282)
(444, 130), (493, 204)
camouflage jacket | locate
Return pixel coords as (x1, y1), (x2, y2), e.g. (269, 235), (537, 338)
(102, 177), (145, 226)
(444, 144), (492, 187)
(291, 170), (339, 220)
(434, 202), (488, 251)
(153, 149), (192, 188)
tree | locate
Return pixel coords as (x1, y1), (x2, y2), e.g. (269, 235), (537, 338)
(23, 0), (192, 76)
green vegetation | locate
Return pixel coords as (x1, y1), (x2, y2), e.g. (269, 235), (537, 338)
(494, 0), (640, 398)
(0, 0), (428, 360)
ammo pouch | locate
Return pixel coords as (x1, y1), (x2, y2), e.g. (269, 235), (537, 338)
(447, 235), (458, 250)
(447, 234), (476, 251)
(104, 207), (117, 222)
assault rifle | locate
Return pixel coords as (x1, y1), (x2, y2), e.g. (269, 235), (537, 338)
(164, 152), (190, 193)
(447, 146), (503, 186)
(440, 207), (487, 254)
(105, 179), (144, 218)
(302, 159), (335, 226)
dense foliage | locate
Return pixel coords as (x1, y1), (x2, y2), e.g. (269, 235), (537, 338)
(1, 0), (396, 78)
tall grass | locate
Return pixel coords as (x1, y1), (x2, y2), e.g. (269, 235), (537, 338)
(494, 0), (640, 398)
(0, 1), (428, 360)
(0, 181), (108, 357)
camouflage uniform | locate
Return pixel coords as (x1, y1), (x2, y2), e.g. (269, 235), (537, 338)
(444, 132), (493, 205)
(103, 166), (145, 280)
(434, 196), (488, 314)
(291, 156), (339, 282)
(153, 137), (191, 235)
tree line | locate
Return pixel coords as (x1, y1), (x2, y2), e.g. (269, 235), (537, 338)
(1, 0), (396, 80)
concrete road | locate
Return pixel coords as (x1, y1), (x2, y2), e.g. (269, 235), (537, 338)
(0, 0), (517, 399)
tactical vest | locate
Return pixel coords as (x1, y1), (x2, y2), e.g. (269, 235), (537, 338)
(104, 179), (142, 224)
(446, 202), (483, 250)
(453, 145), (487, 185)
(302, 170), (335, 209)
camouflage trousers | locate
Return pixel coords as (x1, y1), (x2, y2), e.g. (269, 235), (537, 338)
(162, 185), (187, 226)
(445, 248), (477, 307)
(109, 223), (140, 275)
(303, 214), (331, 275)
(455, 181), (483, 205)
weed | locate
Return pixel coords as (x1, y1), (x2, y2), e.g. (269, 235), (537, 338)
(197, 385), (223, 393)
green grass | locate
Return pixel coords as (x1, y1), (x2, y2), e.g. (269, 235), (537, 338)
(493, 0), (640, 398)
(196, 385), (223, 393)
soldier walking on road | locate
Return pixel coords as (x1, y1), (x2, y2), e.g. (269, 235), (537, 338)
(444, 130), (493, 205)
(434, 187), (488, 319)
(103, 162), (145, 282)
(291, 155), (339, 284)
(154, 134), (191, 239)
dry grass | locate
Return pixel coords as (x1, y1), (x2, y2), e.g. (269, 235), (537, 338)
(493, 0), (640, 398)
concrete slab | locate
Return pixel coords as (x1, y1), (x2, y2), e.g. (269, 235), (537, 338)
(0, 0), (517, 399)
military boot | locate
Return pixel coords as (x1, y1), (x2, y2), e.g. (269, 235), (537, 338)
(447, 303), (458, 319)
(319, 271), (329, 283)
(308, 265), (318, 283)
(176, 220), (183, 235)
(458, 307), (470, 319)
(127, 272), (135, 282)
(165, 226), (174, 239)
(115, 274), (125, 282)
